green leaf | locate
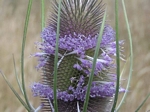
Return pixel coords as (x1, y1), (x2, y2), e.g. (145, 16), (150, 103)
(111, 0), (120, 111)
(53, 0), (62, 112)
(0, 71), (30, 111)
(135, 93), (150, 112)
(21, 0), (34, 110)
(83, 10), (107, 112)
(116, 0), (133, 111)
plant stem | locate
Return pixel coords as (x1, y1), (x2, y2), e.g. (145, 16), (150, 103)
(53, 0), (62, 112)
(21, 0), (33, 111)
(111, 0), (120, 111)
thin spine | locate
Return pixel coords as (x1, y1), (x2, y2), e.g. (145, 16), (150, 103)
(21, 0), (33, 111)
(119, 56), (129, 80)
(77, 101), (81, 112)
(111, 0), (120, 111)
(83, 10), (107, 112)
(116, 0), (133, 110)
(53, 0), (62, 112)
(34, 105), (43, 112)
(49, 98), (55, 112)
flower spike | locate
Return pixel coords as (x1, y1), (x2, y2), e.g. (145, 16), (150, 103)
(32, 0), (125, 111)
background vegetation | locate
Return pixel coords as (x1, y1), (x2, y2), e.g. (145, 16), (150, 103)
(0, 0), (150, 111)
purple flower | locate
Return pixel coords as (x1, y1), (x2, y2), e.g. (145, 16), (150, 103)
(32, 76), (122, 102)
(32, 0), (125, 111)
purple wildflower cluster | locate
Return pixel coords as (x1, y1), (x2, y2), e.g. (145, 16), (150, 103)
(32, 75), (124, 102)
(34, 25), (123, 71)
(32, 24), (124, 102)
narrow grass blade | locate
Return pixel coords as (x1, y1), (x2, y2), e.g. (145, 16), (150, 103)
(116, 0), (133, 110)
(83, 10), (107, 112)
(53, 0), (62, 112)
(135, 93), (150, 112)
(111, 0), (120, 111)
(41, 0), (45, 30)
(12, 55), (24, 95)
(21, 0), (33, 110)
(0, 71), (30, 111)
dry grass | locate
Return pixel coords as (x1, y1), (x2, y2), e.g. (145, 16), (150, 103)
(0, 0), (150, 112)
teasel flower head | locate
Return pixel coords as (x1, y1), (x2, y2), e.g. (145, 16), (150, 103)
(32, 0), (125, 111)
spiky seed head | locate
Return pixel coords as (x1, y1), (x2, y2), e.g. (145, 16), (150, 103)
(49, 0), (105, 37)
(31, 0), (125, 112)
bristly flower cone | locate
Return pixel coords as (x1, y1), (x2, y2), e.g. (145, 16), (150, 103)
(32, 0), (124, 112)
(50, 0), (105, 37)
